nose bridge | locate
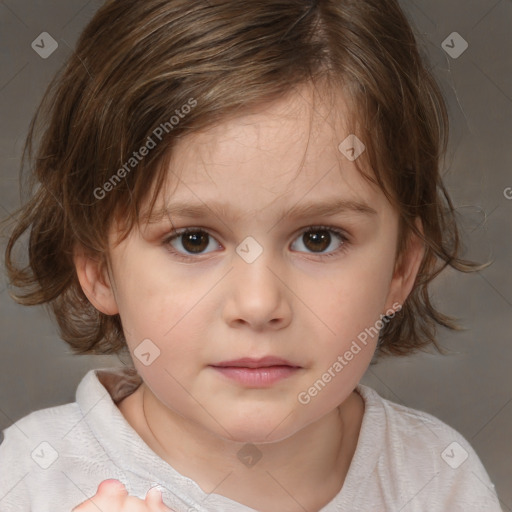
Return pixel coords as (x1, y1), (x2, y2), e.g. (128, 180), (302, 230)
(224, 241), (291, 328)
(234, 244), (279, 301)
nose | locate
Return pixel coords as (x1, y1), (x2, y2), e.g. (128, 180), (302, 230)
(222, 250), (292, 331)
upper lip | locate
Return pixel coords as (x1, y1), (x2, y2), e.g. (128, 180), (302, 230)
(211, 356), (300, 368)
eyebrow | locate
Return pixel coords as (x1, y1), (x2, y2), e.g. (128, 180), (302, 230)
(142, 198), (377, 224)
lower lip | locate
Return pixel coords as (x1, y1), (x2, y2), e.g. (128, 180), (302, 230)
(210, 365), (300, 387)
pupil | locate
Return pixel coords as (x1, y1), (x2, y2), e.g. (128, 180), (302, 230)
(305, 231), (330, 252)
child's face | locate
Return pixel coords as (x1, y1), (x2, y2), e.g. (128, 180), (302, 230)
(92, 85), (420, 443)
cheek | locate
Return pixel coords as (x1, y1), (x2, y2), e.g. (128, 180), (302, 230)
(294, 274), (386, 415)
(112, 248), (196, 340)
(113, 262), (213, 380)
(304, 254), (393, 341)
(294, 248), (394, 403)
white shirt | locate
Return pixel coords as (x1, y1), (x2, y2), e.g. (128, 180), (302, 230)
(0, 367), (502, 511)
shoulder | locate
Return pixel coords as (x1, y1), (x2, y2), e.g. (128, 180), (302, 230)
(359, 383), (466, 442)
(355, 385), (502, 511)
(0, 368), (123, 510)
(2, 400), (83, 442)
(0, 400), (84, 462)
(358, 383), (476, 454)
(0, 402), (83, 510)
(1, 368), (104, 455)
(0, 367), (124, 467)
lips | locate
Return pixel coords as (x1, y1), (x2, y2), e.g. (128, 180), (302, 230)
(210, 356), (301, 387)
(211, 356), (300, 369)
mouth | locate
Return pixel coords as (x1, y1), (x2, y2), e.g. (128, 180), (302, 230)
(210, 356), (301, 369)
(209, 356), (302, 387)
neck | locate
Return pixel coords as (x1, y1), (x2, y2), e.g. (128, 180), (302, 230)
(134, 384), (363, 511)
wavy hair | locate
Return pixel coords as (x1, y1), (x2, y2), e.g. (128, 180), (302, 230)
(3, 0), (485, 357)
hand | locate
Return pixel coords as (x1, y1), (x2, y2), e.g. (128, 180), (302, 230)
(72, 479), (174, 511)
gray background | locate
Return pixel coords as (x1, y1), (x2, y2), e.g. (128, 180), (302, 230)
(0, 0), (510, 509)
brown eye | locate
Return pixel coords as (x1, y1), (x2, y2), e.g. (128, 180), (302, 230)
(303, 230), (331, 252)
(290, 227), (347, 256)
(166, 229), (219, 255)
(181, 231), (210, 253)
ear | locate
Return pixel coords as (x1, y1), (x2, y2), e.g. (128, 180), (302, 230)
(73, 245), (119, 315)
(384, 217), (425, 311)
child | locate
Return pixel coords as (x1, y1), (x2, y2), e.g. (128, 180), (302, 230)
(0, 0), (503, 510)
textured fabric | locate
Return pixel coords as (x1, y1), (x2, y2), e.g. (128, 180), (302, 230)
(0, 367), (502, 511)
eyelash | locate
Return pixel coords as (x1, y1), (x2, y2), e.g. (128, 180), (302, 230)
(162, 225), (350, 262)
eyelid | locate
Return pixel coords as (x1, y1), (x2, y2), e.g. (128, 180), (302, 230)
(164, 227), (222, 259)
(289, 225), (350, 259)
(291, 224), (350, 243)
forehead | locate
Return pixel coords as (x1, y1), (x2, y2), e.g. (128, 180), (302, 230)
(142, 84), (389, 223)
(174, 83), (353, 171)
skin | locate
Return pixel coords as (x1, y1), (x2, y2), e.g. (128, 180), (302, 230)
(72, 479), (171, 511)
(74, 83), (424, 511)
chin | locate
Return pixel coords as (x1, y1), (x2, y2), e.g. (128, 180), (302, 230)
(216, 414), (300, 445)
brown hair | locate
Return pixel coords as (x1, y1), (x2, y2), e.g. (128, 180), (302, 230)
(2, 0), (485, 358)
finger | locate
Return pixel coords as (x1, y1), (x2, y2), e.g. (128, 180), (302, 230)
(145, 486), (174, 511)
(97, 479), (129, 497)
(145, 486), (163, 505)
(91, 479), (129, 508)
(71, 480), (127, 511)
